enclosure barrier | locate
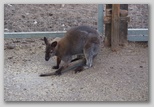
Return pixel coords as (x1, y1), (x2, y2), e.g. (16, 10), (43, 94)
(4, 29), (148, 41)
(4, 4), (148, 42)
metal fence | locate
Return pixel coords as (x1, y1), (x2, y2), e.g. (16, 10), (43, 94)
(127, 4), (148, 41)
(4, 4), (148, 41)
(4, 4), (98, 32)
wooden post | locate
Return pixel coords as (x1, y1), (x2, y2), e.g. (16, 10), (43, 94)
(104, 4), (112, 46)
(104, 4), (129, 50)
(119, 4), (128, 46)
(111, 4), (120, 51)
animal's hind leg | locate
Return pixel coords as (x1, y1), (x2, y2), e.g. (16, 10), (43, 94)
(74, 66), (84, 73)
(84, 43), (95, 69)
(85, 55), (93, 68)
(74, 58), (86, 73)
(71, 55), (84, 62)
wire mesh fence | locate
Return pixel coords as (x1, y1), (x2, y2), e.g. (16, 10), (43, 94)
(128, 4), (148, 29)
(4, 4), (148, 40)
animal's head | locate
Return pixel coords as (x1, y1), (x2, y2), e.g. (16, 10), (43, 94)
(44, 37), (59, 61)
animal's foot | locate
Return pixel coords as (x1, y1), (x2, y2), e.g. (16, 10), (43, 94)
(52, 66), (59, 69)
(83, 65), (89, 69)
(54, 70), (62, 76)
(74, 66), (84, 74)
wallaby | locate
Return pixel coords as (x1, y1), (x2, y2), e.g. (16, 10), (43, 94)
(40, 26), (100, 76)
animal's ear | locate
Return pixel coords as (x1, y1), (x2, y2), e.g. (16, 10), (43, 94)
(44, 37), (48, 45)
(51, 41), (57, 48)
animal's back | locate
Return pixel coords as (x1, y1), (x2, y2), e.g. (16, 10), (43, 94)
(61, 26), (100, 55)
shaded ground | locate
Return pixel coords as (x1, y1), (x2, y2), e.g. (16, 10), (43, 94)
(4, 38), (148, 101)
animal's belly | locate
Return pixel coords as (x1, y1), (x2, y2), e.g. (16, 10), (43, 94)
(70, 46), (84, 55)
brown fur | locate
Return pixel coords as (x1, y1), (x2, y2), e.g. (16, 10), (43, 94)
(40, 26), (100, 76)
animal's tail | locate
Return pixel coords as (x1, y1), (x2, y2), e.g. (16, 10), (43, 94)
(39, 59), (86, 77)
(39, 72), (55, 77)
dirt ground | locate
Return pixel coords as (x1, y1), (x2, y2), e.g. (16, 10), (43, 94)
(4, 38), (148, 101)
(4, 4), (148, 32)
(4, 4), (149, 101)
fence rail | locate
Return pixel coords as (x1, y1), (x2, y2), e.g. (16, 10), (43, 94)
(4, 31), (66, 38)
(127, 28), (148, 41)
(4, 28), (148, 42)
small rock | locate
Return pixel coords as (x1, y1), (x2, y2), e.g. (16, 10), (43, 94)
(80, 87), (84, 90)
(33, 20), (37, 24)
(61, 4), (65, 7)
(26, 13), (29, 15)
(22, 41), (28, 44)
(48, 13), (53, 16)
(110, 66), (114, 69)
(13, 40), (20, 43)
(38, 46), (42, 48)
(23, 88), (27, 91)
(21, 15), (25, 18)
(4, 28), (9, 31)
(24, 58), (31, 61)
(7, 4), (12, 7)
(6, 44), (15, 49)
(30, 52), (36, 55)
(8, 56), (13, 59)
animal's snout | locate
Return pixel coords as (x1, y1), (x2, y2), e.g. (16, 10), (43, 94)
(45, 57), (49, 61)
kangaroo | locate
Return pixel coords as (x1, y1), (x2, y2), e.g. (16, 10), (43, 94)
(40, 26), (100, 76)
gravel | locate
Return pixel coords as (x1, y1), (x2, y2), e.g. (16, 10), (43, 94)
(4, 38), (148, 101)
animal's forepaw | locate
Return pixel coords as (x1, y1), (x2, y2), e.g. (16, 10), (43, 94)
(52, 66), (59, 69)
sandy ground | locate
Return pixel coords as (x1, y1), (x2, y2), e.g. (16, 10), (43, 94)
(4, 38), (148, 101)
